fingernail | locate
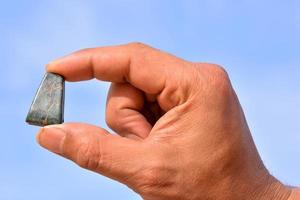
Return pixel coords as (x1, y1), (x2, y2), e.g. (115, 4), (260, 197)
(46, 61), (56, 71)
(46, 55), (69, 70)
(36, 125), (66, 154)
(45, 60), (59, 72)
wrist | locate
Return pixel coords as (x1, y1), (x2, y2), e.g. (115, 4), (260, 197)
(288, 188), (300, 200)
(226, 164), (292, 200)
(248, 173), (292, 200)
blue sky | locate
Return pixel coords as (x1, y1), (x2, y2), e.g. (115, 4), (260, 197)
(0, 0), (299, 199)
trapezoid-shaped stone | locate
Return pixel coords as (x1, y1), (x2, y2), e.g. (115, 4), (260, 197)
(26, 72), (65, 126)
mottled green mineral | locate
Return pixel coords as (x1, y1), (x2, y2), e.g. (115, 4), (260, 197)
(26, 72), (65, 126)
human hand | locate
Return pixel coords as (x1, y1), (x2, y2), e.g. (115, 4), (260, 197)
(37, 43), (292, 200)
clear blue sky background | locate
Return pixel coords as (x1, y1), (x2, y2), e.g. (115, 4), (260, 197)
(0, 0), (299, 199)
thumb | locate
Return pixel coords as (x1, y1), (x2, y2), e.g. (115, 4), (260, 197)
(36, 123), (145, 184)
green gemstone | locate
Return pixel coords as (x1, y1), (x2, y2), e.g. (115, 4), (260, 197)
(26, 72), (65, 126)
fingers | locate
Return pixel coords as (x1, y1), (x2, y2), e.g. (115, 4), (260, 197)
(106, 83), (152, 139)
(37, 123), (145, 184)
(46, 42), (185, 94)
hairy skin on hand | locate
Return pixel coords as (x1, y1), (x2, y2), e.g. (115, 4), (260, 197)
(36, 43), (297, 200)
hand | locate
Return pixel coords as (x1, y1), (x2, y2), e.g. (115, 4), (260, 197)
(37, 43), (293, 200)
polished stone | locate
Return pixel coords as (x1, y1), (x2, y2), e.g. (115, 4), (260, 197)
(26, 72), (65, 126)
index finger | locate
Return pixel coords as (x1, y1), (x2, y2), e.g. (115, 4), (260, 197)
(46, 42), (185, 94)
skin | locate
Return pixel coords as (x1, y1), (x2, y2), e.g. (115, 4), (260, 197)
(36, 43), (299, 200)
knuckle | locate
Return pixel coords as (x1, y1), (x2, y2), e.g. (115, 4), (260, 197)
(105, 108), (123, 132)
(105, 111), (115, 129)
(133, 157), (174, 197)
(207, 64), (232, 95)
(75, 47), (96, 55)
(75, 137), (103, 171)
(137, 168), (164, 197)
(191, 63), (233, 100)
(127, 42), (150, 57)
(141, 168), (162, 188)
(124, 42), (150, 69)
(127, 41), (147, 49)
(211, 64), (230, 81)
